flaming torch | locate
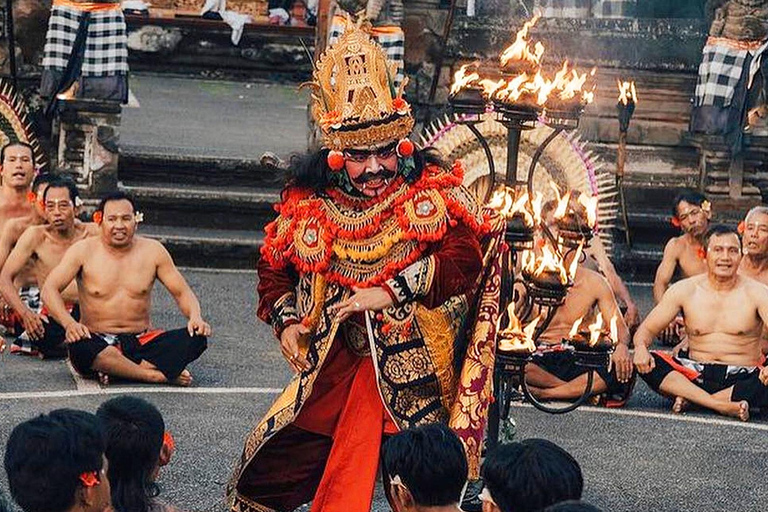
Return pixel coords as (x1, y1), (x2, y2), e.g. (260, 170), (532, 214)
(616, 80), (637, 246)
(564, 313), (618, 369)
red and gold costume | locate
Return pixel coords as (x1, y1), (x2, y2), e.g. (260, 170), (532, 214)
(227, 20), (506, 512)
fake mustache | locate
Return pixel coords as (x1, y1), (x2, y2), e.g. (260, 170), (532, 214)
(352, 168), (397, 185)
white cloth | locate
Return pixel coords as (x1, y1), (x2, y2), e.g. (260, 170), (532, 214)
(202, 0), (253, 45)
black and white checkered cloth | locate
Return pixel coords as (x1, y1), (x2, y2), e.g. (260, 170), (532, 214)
(694, 43), (748, 108)
(535, 0), (590, 18)
(593, 0), (636, 18)
(42, 5), (128, 77)
(329, 16), (405, 90)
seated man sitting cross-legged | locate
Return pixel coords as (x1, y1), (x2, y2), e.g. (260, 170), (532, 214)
(634, 225), (768, 421)
(41, 191), (210, 386)
(0, 177), (98, 358)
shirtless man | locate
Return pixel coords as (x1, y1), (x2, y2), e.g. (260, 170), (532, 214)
(0, 172), (54, 334)
(653, 191), (712, 301)
(0, 142), (36, 233)
(739, 206), (768, 285)
(653, 191), (711, 345)
(524, 221), (633, 405)
(634, 225), (768, 421)
(0, 178), (98, 357)
(42, 191), (209, 386)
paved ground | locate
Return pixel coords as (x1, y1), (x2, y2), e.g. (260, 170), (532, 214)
(1, 272), (767, 512)
(121, 74), (310, 160)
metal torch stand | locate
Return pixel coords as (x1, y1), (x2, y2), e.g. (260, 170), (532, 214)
(451, 103), (611, 451)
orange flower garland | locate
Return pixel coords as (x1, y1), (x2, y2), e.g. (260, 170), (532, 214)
(261, 162), (489, 289)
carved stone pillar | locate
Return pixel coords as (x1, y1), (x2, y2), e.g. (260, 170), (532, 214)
(52, 99), (121, 199)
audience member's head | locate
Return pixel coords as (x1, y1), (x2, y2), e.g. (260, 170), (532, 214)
(4, 409), (110, 512)
(96, 396), (174, 512)
(481, 439), (583, 512)
(544, 501), (602, 512)
(671, 190), (710, 236)
(382, 423), (468, 511)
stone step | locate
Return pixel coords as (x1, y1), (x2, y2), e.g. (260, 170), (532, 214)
(139, 224), (262, 269)
(119, 181), (279, 230)
(613, 242), (663, 282)
(119, 151), (287, 189)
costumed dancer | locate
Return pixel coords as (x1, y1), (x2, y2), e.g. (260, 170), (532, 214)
(228, 20), (503, 512)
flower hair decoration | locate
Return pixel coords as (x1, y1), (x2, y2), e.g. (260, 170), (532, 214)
(79, 471), (99, 487)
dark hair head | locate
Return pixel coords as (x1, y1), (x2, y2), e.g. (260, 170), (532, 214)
(704, 224), (741, 250)
(97, 191), (136, 214)
(671, 190), (707, 217)
(544, 501), (602, 512)
(43, 176), (79, 204)
(4, 409), (105, 512)
(482, 439), (583, 512)
(96, 396), (165, 512)
(285, 146), (447, 193)
(0, 142), (35, 166)
(31, 172), (56, 193)
(382, 423), (468, 507)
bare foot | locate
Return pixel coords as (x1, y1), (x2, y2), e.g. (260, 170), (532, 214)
(736, 401), (750, 422)
(171, 370), (192, 387)
(719, 400), (750, 422)
(672, 396), (688, 414)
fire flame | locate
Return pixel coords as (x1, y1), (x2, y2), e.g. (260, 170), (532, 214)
(567, 242), (583, 280)
(617, 80), (638, 106)
(500, 15), (544, 68)
(449, 16), (597, 110)
(524, 244), (569, 284)
(570, 313), (619, 347)
(488, 187), (542, 226)
(588, 313), (604, 347)
(550, 182), (571, 220)
(498, 302), (540, 353)
(577, 194), (599, 228)
(569, 316), (583, 339)
(451, 65), (480, 96)
(609, 315), (619, 346)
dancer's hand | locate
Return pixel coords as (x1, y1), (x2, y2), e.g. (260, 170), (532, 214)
(187, 315), (212, 337)
(21, 310), (46, 341)
(759, 366), (768, 386)
(633, 345), (655, 374)
(331, 287), (394, 323)
(610, 344), (633, 383)
(280, 323), (311, 373)
(64, 322), (91, 344)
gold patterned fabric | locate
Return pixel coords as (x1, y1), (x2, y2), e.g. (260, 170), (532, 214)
(449, 212), (505, 478)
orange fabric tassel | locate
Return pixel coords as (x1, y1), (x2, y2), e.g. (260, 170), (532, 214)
(309, 357), (396, 512)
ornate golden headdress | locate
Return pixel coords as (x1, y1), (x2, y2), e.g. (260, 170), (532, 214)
(306, 20), (414, 151)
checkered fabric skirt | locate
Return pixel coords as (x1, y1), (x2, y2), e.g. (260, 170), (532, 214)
(694, 43), (748, 108)
(42, 5), (128, 77)
(329, 16), (405, 90)
(534, 0), (635, 18)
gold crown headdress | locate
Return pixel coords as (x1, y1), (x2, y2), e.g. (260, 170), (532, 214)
(305, 20), (414, 151)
